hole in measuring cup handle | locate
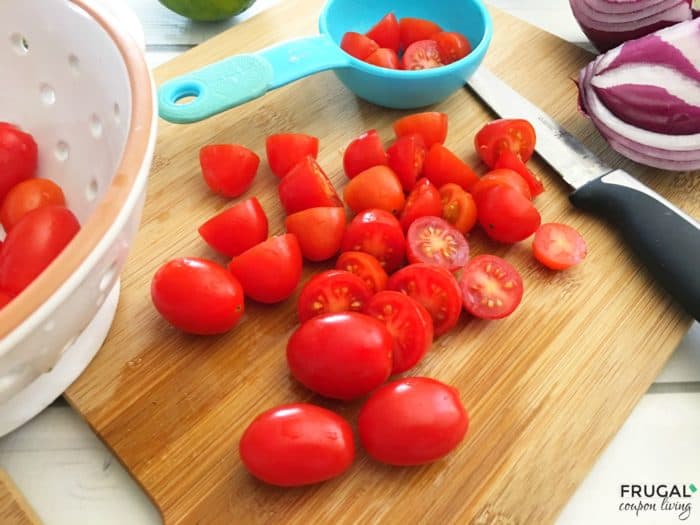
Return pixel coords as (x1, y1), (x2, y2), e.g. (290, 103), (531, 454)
(168, 80), (205, 106)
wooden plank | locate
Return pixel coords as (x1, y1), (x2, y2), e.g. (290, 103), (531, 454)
(0, 470), (41, 525)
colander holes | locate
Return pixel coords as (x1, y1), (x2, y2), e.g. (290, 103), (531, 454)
(113, 102), (121, 123)
(68, 54), (80, 73)
(40, 83), (56, 106)
(42, 320), (56, 332)
(89, 113), (103, 138)
(99, 261), (118, 292)
(86, 178), (99, 201)
(55, 141), (70, 162)
(10, 33), (29, 55)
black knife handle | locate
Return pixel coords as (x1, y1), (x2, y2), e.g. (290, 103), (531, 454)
(569, 169), (700, 321)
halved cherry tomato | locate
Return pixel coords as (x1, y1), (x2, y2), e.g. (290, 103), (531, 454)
(265, 133), (319, 178)
(459, 254), (523, 319)
(151, 257), (244, 334)
(343, 129), (388, 179)
(401, 40), (443, 70)
(399, 17), (443, 49)
(366, 12), (401, 53)
(285, 207), (346, 262)
(422, 143), (479, 191)
(341, 209), (405, 272)
(533, 223), (587, 270)
(387, 134), (426, 192)
(431, 31), (472, 64)
(340, 32), (379, 60)
(439, 183), (477, 234)
(199, 144), (259, 198)
(0, 178), (66, 232)
(198, 197), (268, 257)
(494, 149), (545, 197)
(399, 178), (442, 232)
(475, 185), (541, 243)
(297, 269), (373, 322)
(365, 48), (400, 69)
(287, 312), (393, 400)
(336, 251), (388, 293)
(474, 119), (536, 168)
(278, 156), (342, 215)
(470, 168), (532, 201)
(363, 291), (434, 374)
(0, 122), (38, 202)
(393, 112), (448, 148)
(344, 165), (405, 215)
(228, 234), (302, 303)
(406, 216), (469, 271)
(0, 289), (13, 310)
(387, 263), (462, 336)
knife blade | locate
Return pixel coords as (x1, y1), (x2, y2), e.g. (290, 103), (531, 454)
(466, 67), (700, 321)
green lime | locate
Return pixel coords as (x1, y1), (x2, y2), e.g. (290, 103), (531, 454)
(159, 0), (257, 22)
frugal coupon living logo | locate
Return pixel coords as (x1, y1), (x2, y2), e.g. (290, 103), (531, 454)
(619, 483), (696, 521)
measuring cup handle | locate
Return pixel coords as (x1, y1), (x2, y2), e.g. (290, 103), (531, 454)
(158, 34), (349, 124)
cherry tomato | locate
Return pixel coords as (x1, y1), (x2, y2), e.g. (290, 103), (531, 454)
(439, 183), (477, 234)
(151, 257), (244, 334)
(459, 254), (523, 319)
(0, 122), (38, 203)
(228, 234), (302, 304)
(239, 403), (354, 487)
(358, 377), (468, 465)
(285, 206), (346, 262)
(475, 185), (541, 243)
(399, 177), (442, 232)
(287, 312), (393, 400)
(399, 17), (443, 49)
(406, 216), (469, 271)
(341, 209), (406, 272)
(393, 112), (448, 148)
(0, 178), (66, 232)
(401, 40), (443, 70)
(265, 133), (319, 178)
(340, 32), (379, 60)
(365, 48), (400, 69)
(0, 289), (14, 310)
(474, 119), (536, 168)
(0, 205), (80, 295)
(199, 144), (259, 198)
(335, 251), (388, 293)
(366, 12), (400, 52)
(431, 31), (472, 64)
(343, 165), (405, 215)
(422, 143), (479, 191)
(277, 156), (342, 215)
(387, 134), (426, 192)
(363, 291), (434, 374)
(470, 168), (532, 201)
(198, 197), (268, 257)
(533, 223), (587, 270)
(297, 269), (373, 322)
(494, 149), (545, 197)
(343, 129), (388, 179)
(387, 263), (462, 336)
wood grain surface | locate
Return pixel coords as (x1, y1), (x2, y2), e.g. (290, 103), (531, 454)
(0, 470), (41, 525)
(65, 2), (697, 524)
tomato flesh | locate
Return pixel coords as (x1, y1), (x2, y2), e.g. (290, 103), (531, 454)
(340, 32), (379, 60)
(199, 144), (259, 198)
(343, 165), (405, 215)
(366, 12), (401, 53)
(475, 185), (541, 244)
(387, 134), (426, 193)
(365, 48), (400, 69)
(422, 143), (479, 191)
(297, 269), (373, 322)
(406, 216), (470, 271)
(198, 197), (268, 257)
(439, 183), (477, 234)
(459, 254), (523, 319)
(399, 177), (442, 232)
(494, 149), (545, 197)
(343, 129), (388, 179)
(431, 31), (472, 64)
(533, 223), (587, 270)
(278, 156), (342, 215)
(393, 112), (448, 148)
(399, 17), (443, 49)
(285, 206), (346, 262)
(0, 178), (66, 232)
(474, 119), (536, 168)
(336, 251), (388, 293)
(0, 122), (38, 203)
(341, 209), (406, 272)
(402, 40), (443, 70)
(266, 133), (319, 178)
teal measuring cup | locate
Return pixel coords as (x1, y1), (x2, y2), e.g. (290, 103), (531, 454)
(158, 0), (493, 124)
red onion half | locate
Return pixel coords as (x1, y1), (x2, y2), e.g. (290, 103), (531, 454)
(577, 18), (700, 171)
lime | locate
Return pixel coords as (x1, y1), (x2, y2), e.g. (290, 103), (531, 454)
(159, 0), (257, 22)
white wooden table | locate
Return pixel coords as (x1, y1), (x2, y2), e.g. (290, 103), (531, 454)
(1, 1), (699, 523)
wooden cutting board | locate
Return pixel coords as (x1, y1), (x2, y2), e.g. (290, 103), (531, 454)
(66, 2), (698, 524)
(0, 470), (41, 525)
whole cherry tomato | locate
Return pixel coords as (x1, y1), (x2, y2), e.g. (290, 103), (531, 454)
(0, 178), (65, 232)
(0, 122), (38, 202)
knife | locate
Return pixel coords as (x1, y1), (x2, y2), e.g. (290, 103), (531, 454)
(467, 67), (700, 321)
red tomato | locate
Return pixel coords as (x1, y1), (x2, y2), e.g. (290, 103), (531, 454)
(343, 165), (405, 215)
(0, 178), (66, 232)
(401, 40), (443, 70)
(366, 12), (401, 52)
(335, 251), (388, 293)
(387, 263), (462, 336)
(341, 209), (406, 272)
(199, 144), (259, 198)
(297, 269), (373, 322)
(277, 156), (342, 215)
(399, 17), (443, 49)
(439, 183), (477, 234)
(151, 257), (244, 334)
(470, 168), (532, 201)
(422, 143), (479, 191)
(340, 32), (379, 60)
(475, 185), (541, 243)
(494, 149), (545, 197)
(228, 234), (302, 303)
(358, 377), (468, 465)
(265, 133), (319, 178)
(399, 177), (442, 232)
(431, 31), (472, 64)
(406, 216), (469, 271)
(0, 289), (14, 310)
(365, 48), (400, 69)
(533, 223), (588, 270)
(287, 312), (393, 400)
(239, 403), (354, 487)
(285, 207), (346, 261)
(393, 112), (448, 148)
(198, 197), (268, 258)
(474, 119), (536, 168)
(0, 205), (80, 295)
(459, 254), (523, 319)
(363, 291), (433, 374)
(343, 129), (388, 179)
(0, 123), (38, 203)
(387, 134), (426, 192)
